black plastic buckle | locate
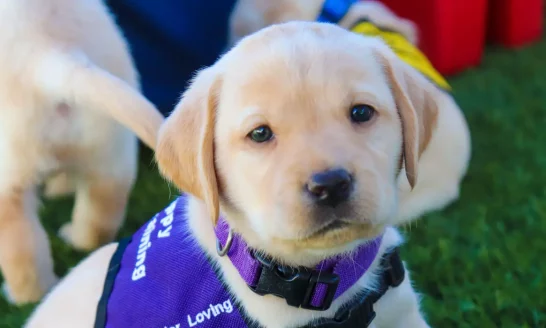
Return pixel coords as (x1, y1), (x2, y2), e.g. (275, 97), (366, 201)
(386, 248), (405, 287)
(302, 247), (406, 328)
(250, 252), (340, 311)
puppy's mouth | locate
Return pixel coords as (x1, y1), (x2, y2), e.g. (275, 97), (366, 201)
(310, 220), (351, 237)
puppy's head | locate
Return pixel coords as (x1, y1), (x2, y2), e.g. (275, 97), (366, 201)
(157, 22), (437, 265)
(229, 0), (418, 46)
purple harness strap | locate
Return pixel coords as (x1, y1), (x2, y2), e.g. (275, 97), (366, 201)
(215, 219), (383, 309)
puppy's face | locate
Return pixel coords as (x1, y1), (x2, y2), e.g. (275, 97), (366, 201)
(216, 31), (401, 255)
(157, 23), (437, 264)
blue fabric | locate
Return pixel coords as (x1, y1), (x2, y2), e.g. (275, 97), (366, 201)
(106, 0), (237, 115)
(317, 0), (358, 24)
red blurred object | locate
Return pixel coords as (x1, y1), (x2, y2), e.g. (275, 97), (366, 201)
(487, 0), (543, 47)
(378, 0), (488, 75)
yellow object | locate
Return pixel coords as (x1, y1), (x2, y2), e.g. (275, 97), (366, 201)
(351, 20), (451, 92)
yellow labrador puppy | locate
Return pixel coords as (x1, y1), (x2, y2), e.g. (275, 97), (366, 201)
(0, 0), (164, 304)
(229, 0), (471, 224)
(27, 22), (443, 327)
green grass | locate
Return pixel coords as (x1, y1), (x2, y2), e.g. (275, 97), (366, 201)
(2, 38), (546, 327)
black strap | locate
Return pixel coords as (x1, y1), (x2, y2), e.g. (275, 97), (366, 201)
(94, 237), (132, 328)
(303, 248), (405, 328)
(249, 252), (340, 311)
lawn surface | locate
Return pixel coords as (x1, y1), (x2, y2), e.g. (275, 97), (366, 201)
(1, 38), (546, 327)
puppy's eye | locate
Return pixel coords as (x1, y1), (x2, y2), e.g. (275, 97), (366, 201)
(247, 125), (274, 143)
(350, 104), (375, 123)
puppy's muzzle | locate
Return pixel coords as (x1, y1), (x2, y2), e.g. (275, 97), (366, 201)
(306, 168), (353, 207)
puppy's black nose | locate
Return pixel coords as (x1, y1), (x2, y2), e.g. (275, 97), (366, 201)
(306, 169), (353, 207)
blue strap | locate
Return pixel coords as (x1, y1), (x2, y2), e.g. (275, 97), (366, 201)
(316, 0), (359, 24)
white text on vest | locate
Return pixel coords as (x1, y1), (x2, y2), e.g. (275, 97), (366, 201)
(187, 299), (234, 327)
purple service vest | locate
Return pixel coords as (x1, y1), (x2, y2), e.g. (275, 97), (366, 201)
(95, 195), (248, 328)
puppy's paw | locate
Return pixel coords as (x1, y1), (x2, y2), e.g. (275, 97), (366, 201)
(58, 223), (98, 252)
(43, 173), (76, 199)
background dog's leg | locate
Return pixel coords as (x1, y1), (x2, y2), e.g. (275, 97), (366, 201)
(43, 171), (76, 199)
(58, 137), (137, 251)
(0, 186), (58, 304)
(59, 174), (134, 251)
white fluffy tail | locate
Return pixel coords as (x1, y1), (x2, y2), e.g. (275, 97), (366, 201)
(34, 49), (164, 150)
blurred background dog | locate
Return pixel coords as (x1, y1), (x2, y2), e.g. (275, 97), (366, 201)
(0, 0), (163, 305)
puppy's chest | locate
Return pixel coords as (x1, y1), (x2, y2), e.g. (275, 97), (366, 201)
(350, 20), (451, 92)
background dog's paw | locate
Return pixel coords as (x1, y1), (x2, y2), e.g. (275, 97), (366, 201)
(43, 172), (76, 199)
(1, 274), (58, 305)
(58, 223), (101, 251)
(2, 282), (18, 305)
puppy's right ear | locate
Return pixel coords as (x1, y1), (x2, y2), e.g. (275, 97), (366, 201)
(156, 67), (222, 225)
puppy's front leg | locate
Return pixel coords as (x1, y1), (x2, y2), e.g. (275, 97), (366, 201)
(373, 268), (431, 328)
(0, 186), (58, 304)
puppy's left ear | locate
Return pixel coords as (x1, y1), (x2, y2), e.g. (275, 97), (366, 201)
(155, 66), (222, 225)
(374, 46), (439, 188)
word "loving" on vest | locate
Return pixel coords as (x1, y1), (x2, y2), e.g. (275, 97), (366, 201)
(186, 299), (234, 327)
